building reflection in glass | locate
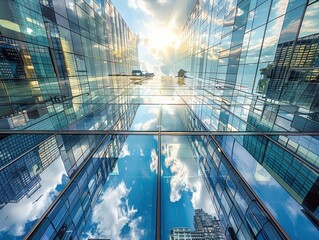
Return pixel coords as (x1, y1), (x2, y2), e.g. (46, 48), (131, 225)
(0, 0), (319, 239)
(262, 33), (319, 113)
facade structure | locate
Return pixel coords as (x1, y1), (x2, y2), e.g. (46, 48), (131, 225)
(0, 0), (319, 240)
(0, 0), (139, 239)
(28, 135), (129, 240)
(174, 0), (319, 239)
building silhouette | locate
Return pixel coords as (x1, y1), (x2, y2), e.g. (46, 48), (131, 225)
(169, 209), (225, 240)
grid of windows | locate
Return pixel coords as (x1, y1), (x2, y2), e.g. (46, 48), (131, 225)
(30, 135), (125, 240)
(0, 0), (139, 238)
(0, 0), (319, 239)
(174, 0), (319, 239)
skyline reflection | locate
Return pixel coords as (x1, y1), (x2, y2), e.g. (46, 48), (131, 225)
(0, 0), (319, 238)
(0, 76), (318, 239)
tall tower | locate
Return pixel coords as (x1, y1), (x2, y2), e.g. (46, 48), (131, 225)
(169, 209), (226, 240)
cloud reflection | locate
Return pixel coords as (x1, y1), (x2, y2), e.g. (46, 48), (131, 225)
(163, 142), (216, 216)
(0, 159), (66, 237)
(88, 181), (144, 240)
(133, 118), (157, 130)
(119, 143), (130, 158)
(150, 148), (158, 173)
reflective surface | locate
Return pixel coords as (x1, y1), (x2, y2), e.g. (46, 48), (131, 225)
(83, 135), (158, 239)
(174, 0), (319, 238)
(1, 0), (319, 239)
(161, 135), (216, 239)
(1, 76), (318, 239)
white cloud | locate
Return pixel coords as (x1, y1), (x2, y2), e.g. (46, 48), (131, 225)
(279, 19), (300, 41)
(273, 0), (289, 19)
(157, 0), (168, 5)
(163, 143), (194, 202)
(150, 148), (158, 173)
(162, 105), (175, 115)
(119, 143), (130, 158)
(191, 178), (216, 216)
(163, 142), (216, 216)
(148, 107), (160, 116)
(166, 156), (193, 202)
(128, 216), (144, 240)
(127, 0), (155, 16)
(122, 0), (197, 74)
(133, 118), (157, 130)
(140, 149), (145, 156)
(138, 1), (155, 16)
(133, 122), (143, 130)
(128, 0), (138, 9)
(138, 46), (166, 75)
(88, 181), (143, 240)
(0, 158), (67, 237)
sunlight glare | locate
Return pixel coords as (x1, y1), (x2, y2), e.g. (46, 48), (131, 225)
(147, 23), (177, 51)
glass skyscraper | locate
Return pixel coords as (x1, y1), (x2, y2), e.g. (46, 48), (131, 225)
(0, 0), (140, 239)
(169, 209), (226, 240)
(174, 0), (319, 239)
(0, 0), (318, 240)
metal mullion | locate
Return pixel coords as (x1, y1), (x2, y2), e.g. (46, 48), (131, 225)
(213, 102), (319, 174)
(0, 98), (122, 173)
(1, 130), (319, 136)
(180, 77), (319, 175)
(173, 86), (289, 238)
(156, 104), (162, 240)
(210, 136), (290, 240)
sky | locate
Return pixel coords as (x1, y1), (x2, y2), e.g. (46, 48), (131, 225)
(2, 106), (319, 239)
(111, 0), (197, 75)
(0, 158), (69, 240)
(82, 105), (217, 240)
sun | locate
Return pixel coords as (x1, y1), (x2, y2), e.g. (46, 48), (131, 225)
(148, 28), (176, 50)
(145, 22), (179, 52)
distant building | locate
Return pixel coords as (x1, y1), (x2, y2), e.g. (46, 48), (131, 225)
(169, 209), (226, 240)
(265, 33), (319, 111)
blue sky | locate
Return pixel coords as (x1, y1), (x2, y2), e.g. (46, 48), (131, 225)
(111, 0), (197, 75)
(82, 134), (216, 239)
(83, 106), (216, 239)
(0, 158), (68, 239)
(83, 135), (158, 239)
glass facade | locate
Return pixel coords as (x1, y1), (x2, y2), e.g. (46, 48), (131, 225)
(0, 0), (141, 239)
(0, 0), (138, 121)
(0, 0), (318, 240)
(174, 0), (319, 239)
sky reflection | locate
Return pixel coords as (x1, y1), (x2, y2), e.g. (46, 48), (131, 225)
(161, 136), (216, 238)
(228, 137), (319, 239)
(129, 105), (160, 131)
(82, 133), (217, 239)
(83, 135), (158, 240)
(0, 158), (68, 239)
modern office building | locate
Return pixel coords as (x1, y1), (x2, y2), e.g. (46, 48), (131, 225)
(174, 0), (319, 239)
(28, 135), (129, 240)
(193, 208), (225, 239)
(0, 0), (319, 240)
(0, 0), (139, 239)
(169, 208), (226, 240)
